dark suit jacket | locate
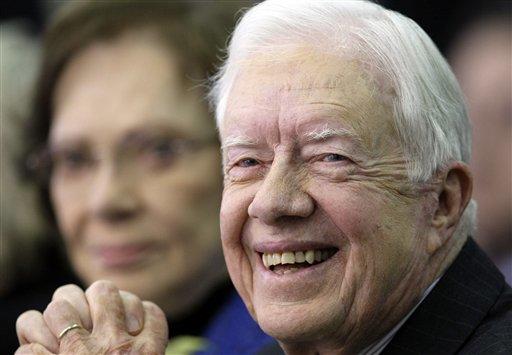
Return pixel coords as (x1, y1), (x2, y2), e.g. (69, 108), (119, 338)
(258, 238), (512, 354)
(383, 238), (512, 354)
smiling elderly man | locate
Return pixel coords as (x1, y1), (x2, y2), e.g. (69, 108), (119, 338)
(15, 1), (512, 354)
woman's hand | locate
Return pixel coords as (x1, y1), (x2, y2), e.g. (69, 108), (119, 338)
(15, 280), (168, 354)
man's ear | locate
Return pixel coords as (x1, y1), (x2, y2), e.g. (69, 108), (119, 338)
(427, 162), (473, 254)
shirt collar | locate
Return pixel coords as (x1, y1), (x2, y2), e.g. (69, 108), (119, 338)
(360, 277), (441, 355)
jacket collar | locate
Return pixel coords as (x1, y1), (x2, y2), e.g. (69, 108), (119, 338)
(383, 238), (505, 354)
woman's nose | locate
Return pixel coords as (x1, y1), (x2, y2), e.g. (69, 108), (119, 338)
(88, 165), (142, 222)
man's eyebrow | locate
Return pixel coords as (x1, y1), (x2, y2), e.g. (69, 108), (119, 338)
(221, 135), (259, 150)
(302, 126), (360, 143)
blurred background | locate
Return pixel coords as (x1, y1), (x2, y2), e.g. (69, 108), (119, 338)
(1, 0), (510, 351)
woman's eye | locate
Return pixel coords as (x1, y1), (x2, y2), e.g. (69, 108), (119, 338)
(140, 139), (181, 166)
(148, 141), (175, 159)
(236, 158), (259, 168)
(322, 153), (346, 162)
(54, 151), (91, 170)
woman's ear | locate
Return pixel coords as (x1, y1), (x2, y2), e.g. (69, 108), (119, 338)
(427, 162), (473, 254)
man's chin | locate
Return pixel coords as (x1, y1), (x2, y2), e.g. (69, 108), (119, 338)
(253, 299), (343, 345)
(259, 317), (314, 344)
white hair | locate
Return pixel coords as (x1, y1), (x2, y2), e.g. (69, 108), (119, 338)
(210, 0), (476, 236)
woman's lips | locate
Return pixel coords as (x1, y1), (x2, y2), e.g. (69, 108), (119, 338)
(90, 242), (160, 269)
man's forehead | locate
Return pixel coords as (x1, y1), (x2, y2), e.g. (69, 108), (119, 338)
(224, 45), (395, 110)
(220, 49), (397, 153)
(234, 52), (365, 91)
(224, 53), (382, 121)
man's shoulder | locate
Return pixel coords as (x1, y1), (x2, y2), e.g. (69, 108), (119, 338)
(384, 238), (512, 354)
(459, 283), (512, 354)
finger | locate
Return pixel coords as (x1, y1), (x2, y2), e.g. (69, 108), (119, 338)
(14, 343), (56, 355)
(120, 290), (144, 335)
(138, 301), (168, 352)
(85, 280), (126, 333)
(16, 310), (59, 353)
(52, 284), (92, 331)
(43, 299), (89, 346)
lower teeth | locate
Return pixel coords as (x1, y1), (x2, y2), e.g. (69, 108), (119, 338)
(271, 262), (315, 274)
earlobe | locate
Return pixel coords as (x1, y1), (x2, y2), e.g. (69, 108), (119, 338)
(428, 162), (473, 254)
(427, 231), (444, 255)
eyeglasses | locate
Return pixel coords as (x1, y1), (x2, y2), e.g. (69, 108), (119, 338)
(27, 133), (219, 184)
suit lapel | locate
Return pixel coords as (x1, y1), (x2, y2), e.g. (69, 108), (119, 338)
(383, 238), (505, 354)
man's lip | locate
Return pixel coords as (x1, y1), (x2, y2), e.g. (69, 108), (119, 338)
(252, 241), (338, 254)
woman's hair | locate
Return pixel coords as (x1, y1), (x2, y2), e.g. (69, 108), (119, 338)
(26, 0), (244, 225)
(209, 0), (476, 237)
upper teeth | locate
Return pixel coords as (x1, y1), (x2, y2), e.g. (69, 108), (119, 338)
(262, 250), (331, 269)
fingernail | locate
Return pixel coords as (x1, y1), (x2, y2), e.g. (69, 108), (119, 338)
(127, 315), (141, 333)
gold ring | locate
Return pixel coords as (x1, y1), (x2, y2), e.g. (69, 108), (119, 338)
(58, 323), (83, 340)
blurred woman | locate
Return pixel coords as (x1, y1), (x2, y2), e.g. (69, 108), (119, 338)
(4, 1), (273, 354)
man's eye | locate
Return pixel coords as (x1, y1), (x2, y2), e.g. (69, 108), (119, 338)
(322, 153), (347, 162)
(236, 158), (259, 168)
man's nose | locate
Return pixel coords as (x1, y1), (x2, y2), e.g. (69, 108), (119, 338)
(89, 164), (141, 222)
(248, 160), (314, 224)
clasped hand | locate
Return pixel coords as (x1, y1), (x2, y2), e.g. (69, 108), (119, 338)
(15, 280), (168, 354)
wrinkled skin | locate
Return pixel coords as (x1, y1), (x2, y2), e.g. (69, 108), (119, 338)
(219, 50), (472, 354)
(16, 281), (168, 355)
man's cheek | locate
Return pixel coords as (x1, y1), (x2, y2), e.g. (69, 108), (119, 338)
(220, 191), (238, 230)
(220, 193), (255, 287)
(325, 203), (378, 243)
(223, 240), (256, 316)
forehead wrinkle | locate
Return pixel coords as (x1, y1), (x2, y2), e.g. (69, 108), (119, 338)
(307, 101), (351, 112)
(273, 75), (356, 93)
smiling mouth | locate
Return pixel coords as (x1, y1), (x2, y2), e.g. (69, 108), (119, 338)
(261, 248), (338, 275)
